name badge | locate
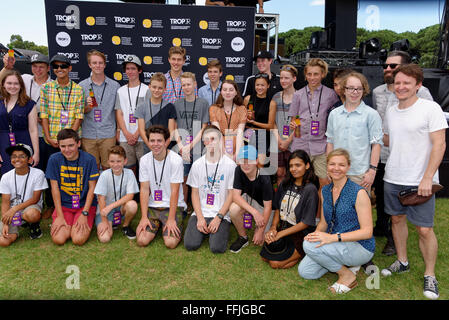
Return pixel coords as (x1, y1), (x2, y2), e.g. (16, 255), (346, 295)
(94, 109), (102, 122)
(60, 110), (69, 124)
(225, 138), (233, 154)
(154, 190), (163, 202)
(8, 133), (16, 146)
(206, 193), (215, 207)
(129, 113), (136, 125)
(243, 128), (254, 142)
(11, 211), (23, 227)
(185, 135), (193, 145)
(72, 194), (80, 209)
(112, 210), (122, 227)
(282, 125), (290, 138)
(243, 212), (252, 229)
(311, 120), (320, 136)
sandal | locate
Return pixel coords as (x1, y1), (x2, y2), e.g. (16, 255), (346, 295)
(329, 279), (358, 294)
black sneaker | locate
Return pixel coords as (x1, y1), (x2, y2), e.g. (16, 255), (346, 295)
(362, 260), (376, 275)
(423, 276), (439, 300)
(29, 222), (43, 240)
(122, 226), (136, 239)
(381, 260), (410, 276)
(230, 236), (249, 253)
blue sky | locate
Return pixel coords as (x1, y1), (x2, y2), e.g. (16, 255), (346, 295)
(0, 0), (444, 47)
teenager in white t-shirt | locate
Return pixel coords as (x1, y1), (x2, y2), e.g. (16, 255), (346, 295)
(184, 125), (236, 253)
(136, 125), (186, 249)
(381, 64), (448, 300)
(115, 55), (148, 173)
(0, 144), (48, 246)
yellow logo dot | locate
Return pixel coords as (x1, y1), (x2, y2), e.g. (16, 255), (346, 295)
(199, 20), (208, 30)
(172, 38), (181, 47)
(114, 72), (123, 81)
(86, 16), (95, 26)
(112, 36), (121, 45)
(142, 19), (152, 28)
(198, 57), (208, 66)
(225, 75), (235, 81)
(144, 56), (153, 65)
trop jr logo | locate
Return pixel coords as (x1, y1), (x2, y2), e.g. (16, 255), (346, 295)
(231, 37), (245, 52)
(55, 5), (80, 29)
(202, 38), (222, 50)
(81, 33), (103, 46)
(170, 18), (191, 30)
(56, 52), (80, 64)
(114, 16), (136, 29)
(142, 36), (163, 48)
(56, 32), (71, 47)
(226, 20), (247, 32)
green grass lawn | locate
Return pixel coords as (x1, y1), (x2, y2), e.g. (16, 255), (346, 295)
(0, 199), (448, 300)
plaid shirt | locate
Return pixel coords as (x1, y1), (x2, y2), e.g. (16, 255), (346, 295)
(162, 71), (198, 104)
(40, 80), (85, 143)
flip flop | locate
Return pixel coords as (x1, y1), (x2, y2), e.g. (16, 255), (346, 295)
(349, 266), (361, 275)
(329, 279), (358, 294)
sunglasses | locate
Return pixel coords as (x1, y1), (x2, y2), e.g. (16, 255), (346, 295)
(255, 73), (269, 79)
(281, 66), (298, 76)
(382, 63), (400, 70)
(52, 63), (70, 69)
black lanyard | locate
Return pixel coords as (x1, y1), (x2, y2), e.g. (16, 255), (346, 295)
(127, 83), (141, 114)
(280, 92), (290, 123)
(29, 79), (41, 104)
(64, 157), (80, 194)
(224, 103), (234, 130)
(329, 179), (349, 233)
(56, 81), (73, 111)
(205, 158), (220, 191)
(306, 86), (323, 119)
(152, 151), (168, 188)
(211, 84), (220, 105)
(14, 169), (30, 202)
(7, 104), (16, 133)
(111, 170), (124, 202)
(169, 74), (181, 99)
(90, 80), (107, 107)
(184, 98), (197, 133)
(149, 100), (162, 121)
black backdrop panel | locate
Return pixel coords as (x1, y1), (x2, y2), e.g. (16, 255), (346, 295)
(44, 0), (255, 90)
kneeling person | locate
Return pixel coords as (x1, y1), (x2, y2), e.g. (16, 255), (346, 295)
(136, 125), (186, 249)
(94, 146), (139, 242)
(0, 144), (48, 246)
(184, 125), (237, 253)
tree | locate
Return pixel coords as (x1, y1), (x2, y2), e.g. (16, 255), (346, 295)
(7, 34), (48, 55)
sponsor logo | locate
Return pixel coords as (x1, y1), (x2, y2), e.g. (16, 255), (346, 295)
(170, 18), (191, 30)
(172, 38), (182, 47)
(203, 72), (210, 85)
(142, 19), (152, 28)
(226, 20), (247, 32)
(143, 72), (157, 84)
(225, 56), (246, 68)
(81, 33), (103, 45)
(114, 16), (136, 28)
(56, 52), (80, 64)
(85, 16), (95, 26)
(231, 37), (245, 52)
(56, 32), (71, 47)
(112, 36), (121, 45)
(142, 36), (163, 48)
(199, 20), (208, 30)
(198, 57), (208, 66)
(202, 38), (222, 50)
(225, 75), (235, 81)
(143, 56), (153, 65)
(113, 72), (123, 81)
(55, 5), (80, 29)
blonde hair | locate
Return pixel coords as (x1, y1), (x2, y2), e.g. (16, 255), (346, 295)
(180, 72), (196, 82)
(304, 58), (328, 77)
(149, 72), (167, 87)
(280, 64), (298, 77)
(87, 49), (106, 64)
(327, 148), (351, 166)
(168, 46), (186, 59)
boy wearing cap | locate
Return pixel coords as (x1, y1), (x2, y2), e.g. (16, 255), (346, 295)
(184, 125), (236, 253)
(79, 50), (120, 170)
(46, 129), (99, 246)
(229, 145), (274, 252)
(115, 55), (148, 174)
(0, 144), (48, 246)
(242, 50), (281, 100)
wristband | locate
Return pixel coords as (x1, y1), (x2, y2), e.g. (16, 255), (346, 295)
(217, 213), (224, 220)
(82, 210), (89, 217)
(337, 232), (341, 242)
(369, 164), (377, 171)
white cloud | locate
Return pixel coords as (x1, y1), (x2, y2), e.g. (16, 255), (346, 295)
(309, 0), (325, 6)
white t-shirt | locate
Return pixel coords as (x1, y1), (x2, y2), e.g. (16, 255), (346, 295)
(94, 168), (139, 215)
(0, 167), (48, 208)
(187, 154), (236, 222)
(115, 83), (148, 142)
(384, 98), (448, 185)
(139, 150), (186, 209)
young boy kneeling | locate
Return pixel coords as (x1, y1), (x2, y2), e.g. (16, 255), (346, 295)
(0, 144), (48, 246)
(94, 146), (139, 242)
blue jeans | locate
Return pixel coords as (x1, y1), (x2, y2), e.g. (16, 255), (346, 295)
(298, 240), (374, 280)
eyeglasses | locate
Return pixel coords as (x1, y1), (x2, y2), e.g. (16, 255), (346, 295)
(52, 63), (70, 69)
(11, 155), (28, 160)
(382, 63), (400, 70)
(345, 87), (363, 93)
(255, 73), (269, 79)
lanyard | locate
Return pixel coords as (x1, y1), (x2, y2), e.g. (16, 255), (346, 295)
(205, 158), (220, 191)
(280, 92), (290, 123)
(169, 74), (181, 99)
(152, 151), (167, 188)
(90, 80), (107, 107)
(245, 169), (259, 206)
(149, 100), (162, 121)
(7, 105), (15, 133)
(127, 83), (141, 114)
(211, 84), (220, 105)
(306, 86), (323, 119)
(111, 170), (124, 202)
(64, 157), (80, 194)
(29, 79), (41, 104)
(14, 169), (30, 202)
(184, 98), (197, 133)
(329, 179), (349, 233)
(224, 103), (234, 130)
(56, 81), (73, 111)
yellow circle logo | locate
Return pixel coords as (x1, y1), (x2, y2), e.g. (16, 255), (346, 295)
(198, 57), (208, 66)
(114, 72), (123, 81)
(112, 36), (121, 45)
(86, 16), (96, 26)
(142, 19), (152, 28)
(199, 20), (208, 30)
(172, 38), (181, 47)
(144, 56), (153, 65)
(225, 75), (235, 81)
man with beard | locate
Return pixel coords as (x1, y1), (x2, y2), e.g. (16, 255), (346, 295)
(372, 51), (433, 256)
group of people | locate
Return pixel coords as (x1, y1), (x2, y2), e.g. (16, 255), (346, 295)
(0, 46), (446, 300)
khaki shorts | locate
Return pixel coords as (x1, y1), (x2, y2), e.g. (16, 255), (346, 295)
(0, 204), (42, 235)
(82, 137), (116, 169)
(310, 153), (327, 179)
(348, 173), (372, 194)
(119, 141), (145, 167)
(146, 207), (184, 237)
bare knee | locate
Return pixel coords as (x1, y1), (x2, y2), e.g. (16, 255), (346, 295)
(124, 200), (138, 215)
(0, 235), (17, 247)
(229, 203), (243, 220)
(164, 236), (180, 249)
(416, 226), (434, 239)
(23, 209), (41, 223)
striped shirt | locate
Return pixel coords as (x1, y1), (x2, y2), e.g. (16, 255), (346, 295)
(40, 80), (85, 143)
(162, 71), (198, 104)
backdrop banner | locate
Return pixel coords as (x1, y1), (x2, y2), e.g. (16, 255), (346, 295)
(44, 0), (254, 89)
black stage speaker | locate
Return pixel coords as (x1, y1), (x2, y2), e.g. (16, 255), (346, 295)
(325, 0), (358, 50)
(309, 31), (328, 50)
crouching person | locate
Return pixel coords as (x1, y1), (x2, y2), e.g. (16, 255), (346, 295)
(0, 144), (48, 246)
(94, 146), (139, 243)
(184, 125), (237, 253)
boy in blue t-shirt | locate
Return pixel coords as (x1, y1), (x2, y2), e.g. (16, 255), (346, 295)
(46, 129), (99, 246)
(94, 145), (139, 242)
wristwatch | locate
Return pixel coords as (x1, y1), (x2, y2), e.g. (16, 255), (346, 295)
(217, 213), (224, 220)
(369, 164), (377, 171)
(82, 210), (89, 217)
